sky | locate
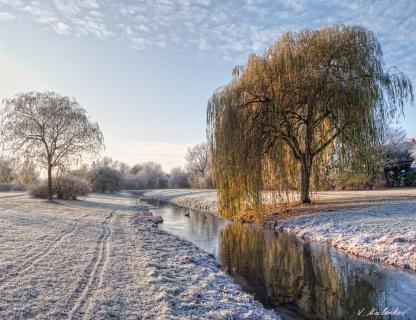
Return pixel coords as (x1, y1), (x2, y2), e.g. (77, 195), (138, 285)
(0, 0), (415, 171)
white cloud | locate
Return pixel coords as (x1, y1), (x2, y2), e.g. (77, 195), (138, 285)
(80, 0), (100, 10)
(0, 0), (415, 67)
(0, 11), (15, 20)
(21, 4), (58, 25)
(2, 0), (112, 39)
(54, 0), (79, 14)
(53, 21), (70, 34)
(72, 17), (113, 39)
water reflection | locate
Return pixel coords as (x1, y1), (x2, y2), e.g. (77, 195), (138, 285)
(139, 197), (416, 320)
(140, 198), (228, 255)
(220, 224), (413, 319)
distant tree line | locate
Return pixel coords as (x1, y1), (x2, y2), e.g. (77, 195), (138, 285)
(0, 141), (214, 199)
(0, 90), (214, 200)
(0, 146), (214, 198)
(1, 88), (414, 203)
(84, 143), (213, 193)
(3, 125), (413, 196)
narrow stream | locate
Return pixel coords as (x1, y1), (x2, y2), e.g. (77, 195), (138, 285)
(137, 196), (416, 320)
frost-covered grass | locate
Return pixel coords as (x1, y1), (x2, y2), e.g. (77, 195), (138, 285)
(0, 192), (278, 319)
(140, 189), (218, 213)
(0, 191), (27, 198)
(278, 200), (416, 271)
(140, 188), (416, 271)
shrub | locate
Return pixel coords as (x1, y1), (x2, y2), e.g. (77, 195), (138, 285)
(89, 167), (122, 193)
(30, 182), (49, 199)
(0, 183), (27, 192)
(157, 176), (169, 188)
(10, 183), (26, 191)
(123, 174), (145, 190)
(0, 183), (13, 192)
(343, 173), (377, 190)
(404, 170), (416, 187)
(54, 176), (90, 199)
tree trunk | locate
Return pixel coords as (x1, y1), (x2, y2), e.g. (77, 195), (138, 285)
(300, 158), (312, 204)
(47, 164), (53, 201)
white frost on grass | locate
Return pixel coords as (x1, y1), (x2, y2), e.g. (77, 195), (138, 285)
(0, 191), (27, 198)
(0, 192), (278, 320)
(141, 189), (218, 213)
(279, 200), (416, 271)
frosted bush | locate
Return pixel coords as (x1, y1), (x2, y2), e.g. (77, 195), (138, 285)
(124, 162), (168, 189)
(54, 176), (91, 199)
(30, 182), (49, 199)
(89, 166), (122, 193)
(0, 183), (13, 192)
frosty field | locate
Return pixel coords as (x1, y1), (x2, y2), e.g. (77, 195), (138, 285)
(0, 193), (278, 320)
(280, 199), (416, 271)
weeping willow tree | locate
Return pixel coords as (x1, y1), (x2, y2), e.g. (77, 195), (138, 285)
(207, 25), (413, 221)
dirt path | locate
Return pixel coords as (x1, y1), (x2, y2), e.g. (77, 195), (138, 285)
(0, 194), (277, 320)
(67, 209), (116, 320)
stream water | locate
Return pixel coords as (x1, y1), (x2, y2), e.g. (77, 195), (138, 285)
(138, 197), (416, 320)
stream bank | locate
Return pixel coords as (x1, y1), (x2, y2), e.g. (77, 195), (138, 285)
(138, 189), (416, 271)
(134, 194), (416, 319)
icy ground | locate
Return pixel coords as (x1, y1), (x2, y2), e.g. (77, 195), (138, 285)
(0, 193), (278, 320)
(141, 189), (416, 271)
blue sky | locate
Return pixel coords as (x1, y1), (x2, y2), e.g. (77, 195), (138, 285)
(0, 0), (415, 170)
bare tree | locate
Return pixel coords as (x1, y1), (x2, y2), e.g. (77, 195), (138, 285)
(185, 142), (213, 188)
(379, 124), (407, 147)
(185, 143), (209, 176)
(2, 91), (104, 200)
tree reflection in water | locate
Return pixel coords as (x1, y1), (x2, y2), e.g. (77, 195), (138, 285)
(220, 223), (393, 320)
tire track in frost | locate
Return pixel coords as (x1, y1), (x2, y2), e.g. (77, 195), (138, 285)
(67, 208), (115, 320)
(0, 214), (88, 288)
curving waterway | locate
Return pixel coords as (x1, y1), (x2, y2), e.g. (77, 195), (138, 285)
(137, 196), (416, 320)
